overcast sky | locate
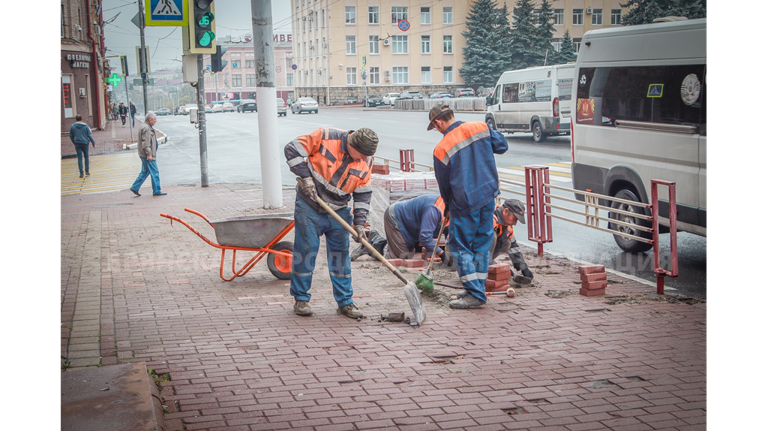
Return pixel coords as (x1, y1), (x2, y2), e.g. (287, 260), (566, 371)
(102, 0), (292, 73)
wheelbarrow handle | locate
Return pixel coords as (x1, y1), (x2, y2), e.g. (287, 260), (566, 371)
(184, 208), (213, 227)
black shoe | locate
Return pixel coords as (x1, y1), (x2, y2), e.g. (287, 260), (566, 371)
(85, 172), (90, 176)
(130, 189), (141, 197)
(153, 192), (167, 196)
(79, 174), (84, 178)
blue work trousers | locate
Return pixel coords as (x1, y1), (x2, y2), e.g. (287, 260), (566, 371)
(290, 196), (355, 308)
(448, 200), (495, 302)
(74, 143), (90, 175)
(130, 157), (162, 195)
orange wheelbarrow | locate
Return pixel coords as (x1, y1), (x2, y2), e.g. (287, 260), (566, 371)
(160, 208), (294, 281)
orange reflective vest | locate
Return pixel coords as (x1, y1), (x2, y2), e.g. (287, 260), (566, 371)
(285, 127), (373, 226)
(493, 210), (514, 243)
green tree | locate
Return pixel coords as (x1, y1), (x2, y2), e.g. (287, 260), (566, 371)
(620, 0), (706, 25)
(460, 0), (511, 88)
(554, 29), (577, 64)
(508, 0), (539, 70)
(535, 0), (557, 65)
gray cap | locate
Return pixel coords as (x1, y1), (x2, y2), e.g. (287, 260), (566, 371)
(427, 105), (453, 131)
(502, 199), (526, 224)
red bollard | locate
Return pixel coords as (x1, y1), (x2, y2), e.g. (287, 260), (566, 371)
(400, 149), (414, 172)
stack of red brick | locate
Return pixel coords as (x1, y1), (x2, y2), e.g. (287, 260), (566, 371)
(486, 263), (511, 292)
(578, 264), (607, 296)
(371, 163), (390, 175)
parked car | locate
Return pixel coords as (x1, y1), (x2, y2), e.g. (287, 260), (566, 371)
(212, 104), (224, 113)
(430, 91), (453, 99)
(456, 88), (476, 97)
(222, 102), (235, 113)
(238, 100), (257, 113)
(382, 92), (401, 105)
(362, 94), (384, 107)
(156, 108), (171, 116)
(204, 105), (212, 113)
(291, 97), (319, 114)
(398, 90), (424, 100)
(276, 98), (287, 116)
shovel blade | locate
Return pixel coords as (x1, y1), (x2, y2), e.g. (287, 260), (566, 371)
(404, 281), (426, 326)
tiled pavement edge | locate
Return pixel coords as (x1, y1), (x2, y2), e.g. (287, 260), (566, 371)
(61, 184), (706, 430)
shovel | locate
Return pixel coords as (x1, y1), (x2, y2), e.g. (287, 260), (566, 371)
(307, 187), (426, 326)
(414, 218), (447, 294)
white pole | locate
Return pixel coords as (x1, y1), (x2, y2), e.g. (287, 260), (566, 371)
(251, 0), (283, 209)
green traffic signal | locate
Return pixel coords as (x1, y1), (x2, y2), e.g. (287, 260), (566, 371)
(198, 12), (213, 28)
(199, 30), (215, 47)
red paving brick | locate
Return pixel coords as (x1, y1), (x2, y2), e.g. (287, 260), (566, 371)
(61, 184), (707, 430)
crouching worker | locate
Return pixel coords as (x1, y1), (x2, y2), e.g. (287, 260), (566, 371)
(284, 127), (379, 318)
(491, 199), (534, 284)
(383, 193), (446, 261)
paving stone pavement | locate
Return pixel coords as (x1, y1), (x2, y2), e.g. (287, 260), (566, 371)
(61, 183), (707, 430)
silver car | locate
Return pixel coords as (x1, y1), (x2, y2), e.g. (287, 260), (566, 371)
(277, 98), (287, 116)
(291, 97), (318, 114)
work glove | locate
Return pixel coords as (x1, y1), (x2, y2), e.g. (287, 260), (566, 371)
(299, 177), (317, 201)
(354, 225), (367, 243)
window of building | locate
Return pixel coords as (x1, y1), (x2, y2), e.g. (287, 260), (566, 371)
(392, 7), (408, 24)
(392, 35), (408, 54)
(346, 67), (357, 85)
(421, 7), (431, 25)
(287, 73), (294, 86)
(322, 9), (326, 27)
(61, 4), (65, 37)
(323, 37), (327, 55)
(246, 74), (256, 87)
(369, 35), (379, 54)
(553, 9), (564, 25)
(574, 40), (581, 52)
(345, 6), (355, 24)
(346, 35), (356, 54)
(369, 66), (380, 84)
(233, 74), (242, 87)
(444, 66), (453, 83)
(553, 40), (562, 52)
(369, 6), (379, 24)
(393, 66), (408, 84)
(421, 35), (430, 54)
(246, 60), (255, 68)
(443, 35), (453, 54)
(443, 7), (453, 24)
(421, 66), (431, 83)
(592, 9), (603, 25)
(573, 9), (584, 25)
(611, 9), (622, 25)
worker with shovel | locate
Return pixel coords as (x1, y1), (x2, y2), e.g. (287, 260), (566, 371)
(284, 127), (379, 319)
(428, 105), (508, 309)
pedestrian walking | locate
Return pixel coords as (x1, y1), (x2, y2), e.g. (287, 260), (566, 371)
(111, 103), (118, 121)
(118, 102), (127, 126)
(68, 115), (96, 178)
(428, 105), (508, 309)
(284, 127), (379, 319)
(129, 102), (137, 127)
(129, 112), (166, 197)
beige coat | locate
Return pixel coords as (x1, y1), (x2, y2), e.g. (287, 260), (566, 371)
(137, 122), (157, 158)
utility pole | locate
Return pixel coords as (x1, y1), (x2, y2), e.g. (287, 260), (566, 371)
(197, 55), (209, 187)
(251, 0), (282, 208)
(137, 0), (149, 114)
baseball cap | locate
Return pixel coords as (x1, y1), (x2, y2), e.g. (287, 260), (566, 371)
(427, 105), (453, 131)
(502, 199), (526, 224)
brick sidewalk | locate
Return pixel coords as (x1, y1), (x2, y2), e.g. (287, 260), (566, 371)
(61, 184), (706, 430)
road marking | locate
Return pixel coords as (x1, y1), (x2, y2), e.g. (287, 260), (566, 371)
(61, 152), (141, 196)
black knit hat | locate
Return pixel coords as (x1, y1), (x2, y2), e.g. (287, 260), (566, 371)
(348, 127), (379, 156)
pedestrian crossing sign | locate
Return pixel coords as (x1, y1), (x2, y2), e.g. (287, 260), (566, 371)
(145, 0), (189, 27)
(647, 83), (664, 98)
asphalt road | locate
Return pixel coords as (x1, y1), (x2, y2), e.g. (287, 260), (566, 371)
(152, 107), (706, 298)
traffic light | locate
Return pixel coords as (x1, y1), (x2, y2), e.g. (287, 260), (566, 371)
(188, 0), (216, 54)
(211, 45), (228, 72)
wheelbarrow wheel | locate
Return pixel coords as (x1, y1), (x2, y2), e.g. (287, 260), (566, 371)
(267, 241), (293, 280)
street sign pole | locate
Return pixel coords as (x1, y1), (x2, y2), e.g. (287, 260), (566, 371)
(197, 54), (209, 187)
(124, 73), (134, 142)
(138, 0), (149, 114)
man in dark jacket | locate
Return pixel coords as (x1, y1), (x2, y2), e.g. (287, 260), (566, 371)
(68, 115), (96, 178)
(118, 102), (127, 126)
(129, 102), (137, 127)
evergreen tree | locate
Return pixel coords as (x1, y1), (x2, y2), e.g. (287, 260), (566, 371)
(620, 0), (706, 25)
(460, 0), (508, 88)
(555, 30), (577, 64)
(535, 0), (557, 66)
(508, 0), (539, 70)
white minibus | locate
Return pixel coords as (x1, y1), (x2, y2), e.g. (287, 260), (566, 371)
(485, 64), (574, 142)
(571, 18), (706, 252)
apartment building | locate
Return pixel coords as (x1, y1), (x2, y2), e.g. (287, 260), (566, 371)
(291, 0), (628, 105)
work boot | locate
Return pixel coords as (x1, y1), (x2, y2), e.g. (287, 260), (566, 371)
(513, 274), (533, 285)
(337, 303), (364, 319)
(294, 301), (313, 316)
(350, 244), (366, 261)
(449, 295), (486, 309)
(456, 289), (468, 299)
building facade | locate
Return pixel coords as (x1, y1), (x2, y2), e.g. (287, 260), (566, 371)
(61, 0), (109, 133)
(202, 34), (295, 104)
(291, 0), (628, 104)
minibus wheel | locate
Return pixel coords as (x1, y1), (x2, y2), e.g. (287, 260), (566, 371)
(532, 121), (547, 143)
(609, 189), (653, 253)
